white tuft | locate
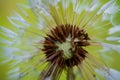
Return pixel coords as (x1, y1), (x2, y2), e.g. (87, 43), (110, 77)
(96, 68), (120, 80)
(101, 43), (120, 53)
(97, 0), (114, 14)
(109, 26), (120, 34)
(0, 26), (17, 39)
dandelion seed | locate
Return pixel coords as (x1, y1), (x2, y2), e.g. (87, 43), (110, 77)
(1, 0), (120, 80)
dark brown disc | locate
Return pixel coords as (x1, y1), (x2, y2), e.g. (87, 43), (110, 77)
(42, 24), (90, 68)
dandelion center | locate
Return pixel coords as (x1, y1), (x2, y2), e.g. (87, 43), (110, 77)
(57, 41), (72, 59)
(42, 24), (90, 67)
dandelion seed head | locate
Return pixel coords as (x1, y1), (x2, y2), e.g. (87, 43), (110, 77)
(2, 0), (120, 80)
(42, 24), (90, 68)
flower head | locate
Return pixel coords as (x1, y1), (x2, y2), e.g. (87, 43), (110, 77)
(1, 0), (120, 80)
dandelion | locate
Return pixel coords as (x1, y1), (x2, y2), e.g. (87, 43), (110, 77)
(1, 0), (120, 80)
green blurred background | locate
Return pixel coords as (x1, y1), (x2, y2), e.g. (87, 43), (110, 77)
(0, 0), (27, 26)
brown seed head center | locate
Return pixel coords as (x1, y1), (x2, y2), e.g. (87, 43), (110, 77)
(42, 24), (90, 67)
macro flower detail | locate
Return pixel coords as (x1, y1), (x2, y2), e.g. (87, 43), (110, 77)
(41, 24), (90, 79)
(1, 0), (120, 80)
(42, 24), (90, 61)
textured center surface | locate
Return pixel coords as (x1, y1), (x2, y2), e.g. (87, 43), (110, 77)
(42, 24), (90, 67)
(57, 41), (72, 59)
